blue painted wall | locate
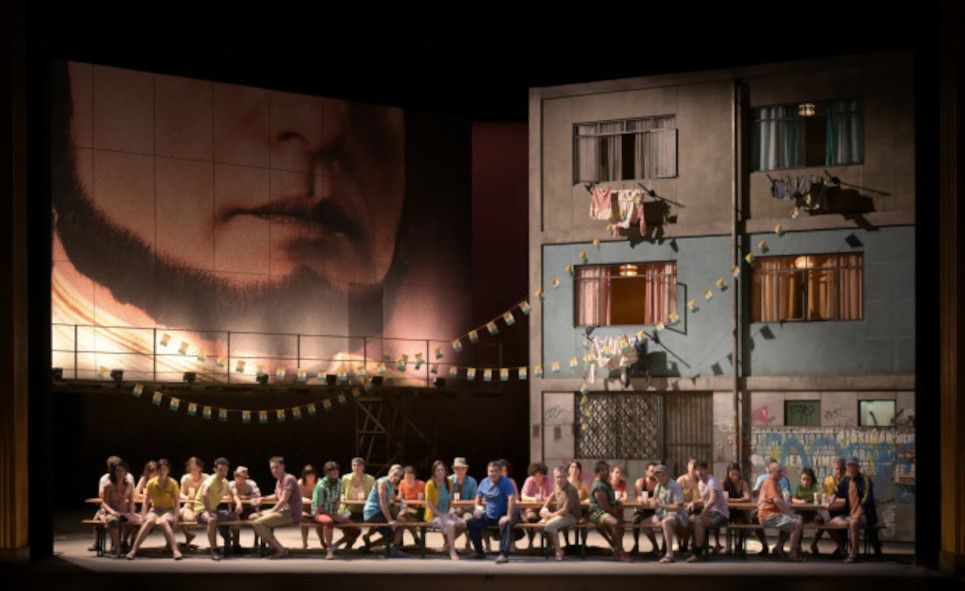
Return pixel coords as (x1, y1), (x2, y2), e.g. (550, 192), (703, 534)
(541, 225), (914, 378)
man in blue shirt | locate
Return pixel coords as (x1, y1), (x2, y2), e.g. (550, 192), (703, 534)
(829, 457), (882, 562)
(467, 460), (516, 563)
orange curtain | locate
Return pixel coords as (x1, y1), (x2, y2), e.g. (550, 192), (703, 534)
(575, 266), (609, 326)
(837, 254), (863, 320)
(643, 263), (676, 324)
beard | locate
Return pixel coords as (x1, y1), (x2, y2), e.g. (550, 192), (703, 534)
(52, 145), (385, 348)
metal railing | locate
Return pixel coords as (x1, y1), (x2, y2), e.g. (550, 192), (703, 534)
(51, 323), (502, 388)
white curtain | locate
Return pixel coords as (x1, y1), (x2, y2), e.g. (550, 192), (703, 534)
(577, 123), (600, 183)
(599, 121), (625, 181)
(630, 117), (676, 179)
(826, 99), (863, 166)
(754, 106), (801, 171)
(575, 266), (610, 326)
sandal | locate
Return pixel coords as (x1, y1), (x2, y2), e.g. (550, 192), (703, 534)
(659, 555), (673, 564)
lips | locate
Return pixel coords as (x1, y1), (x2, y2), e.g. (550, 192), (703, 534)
(218, 196), (361, 240)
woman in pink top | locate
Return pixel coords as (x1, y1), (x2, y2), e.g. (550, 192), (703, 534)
(298, 465), (321, 550)
(98, 460), (140, 557)
(520, 462), (553, 549)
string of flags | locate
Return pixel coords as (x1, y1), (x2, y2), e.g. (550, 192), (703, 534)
(131, 382), (358, 424)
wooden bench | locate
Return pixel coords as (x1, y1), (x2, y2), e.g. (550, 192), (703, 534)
(83, 518), (249, 557)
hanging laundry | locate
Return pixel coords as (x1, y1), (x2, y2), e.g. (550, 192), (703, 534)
(613, 189), (647, 236)
(590, 186), (614, 220)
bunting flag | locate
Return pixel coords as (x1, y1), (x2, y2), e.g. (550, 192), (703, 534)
(337, 393), (347, 405)
(635, 330), (647, 342)
(668, 311), (680, 325)
(215, 356), (226, 368)
(275, 368), (286, 381)
(242, 410), (251, 424)
(351, 387), (361, 399)
(550, 361), (561, 373)
(235, 360), (246, 374)
(758, 240), (769, 253)
(178, 341), (189, 355)
(276, 409), (286, 422)
(592, 238), (601, 248)
(731, 265), (741, 278)
(519, 300), (531, 315)
(414, 353), (424, 369)
(322, 399), (333, 411)
(452, 338), (463, 352)
(744, 252), (755, 265)
(256, 365), (266, 378)
(357, 365), (368, 378)
(579, 251), (589, 263)
(503, 311), (515, 326)
(132, 383), (144, 397)
(297, 368), (307, 383)
(448, 366), (458, 378)
(430, 364), (439, 375)
(151, 391), (163, 406)
(486, 321), (499, 335)
(258, 411), (268, 424)
(715, 278), (726, 290)
(466, 368), (477, 380)
(774, 224), (784, 236)
(97, 366), (109, 379)
(376, 363), (387, 377)
(518, 366), (528, 380)
(468, 330), (480, 343)
(534, 288), (544, 300)
(187, 403), (198, 417)
(483, 369), (493, 382)
(291, 406), (302, 420)
(564, 264), (575, 277)
(656, 321), (666, 332)
(704, 288), (714, 300)
(196, 352), (207, 363)
(159, 333), (171, 347)
(568, 357), (579, 369)
(551, 277), (560, 288)
(534, 364), (543, 378)
(307, 403), (317, 417)
(169, 397), (180, 412)
(687, 299), (698, 312)
(397, 355), (408, 372)
(202, 406), (212, 420)
(219, 408), (228, 422)
(790, 207), (800, 220)
(434, 347), (444, 360)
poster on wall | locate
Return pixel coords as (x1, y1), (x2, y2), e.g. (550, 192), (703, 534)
(50, 62), (471, 382)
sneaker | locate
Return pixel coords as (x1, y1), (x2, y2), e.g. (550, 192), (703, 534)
(495, 554), (509, 564)
(210, 550), (222, 561)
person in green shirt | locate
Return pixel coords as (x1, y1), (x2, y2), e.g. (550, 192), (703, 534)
(313, 461), (360, 560)
(588, 460), (630, 562)
(791, 467), (822, 555)
(193, 457), (243, 561)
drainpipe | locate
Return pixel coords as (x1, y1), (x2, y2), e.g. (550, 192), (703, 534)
(732, 79), (745, 473)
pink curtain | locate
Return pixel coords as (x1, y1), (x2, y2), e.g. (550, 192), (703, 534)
(752, 258), (783, 322)
(575, 266), (610, 326)
(837, 254), (863, 320)
(643, 263), (676, 325)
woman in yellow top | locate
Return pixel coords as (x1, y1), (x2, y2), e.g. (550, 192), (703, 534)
(424, 460), (466, 561)
(126, 459), (183, 560)
(675, 458), (700, 553)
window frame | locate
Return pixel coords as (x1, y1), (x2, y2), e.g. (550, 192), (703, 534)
(572, 261), (678, 328)
(750, 98), (864, 172)
(858, 399), (897, 429)
(572, 115), (678, 184)
(750, 252), (864, 324)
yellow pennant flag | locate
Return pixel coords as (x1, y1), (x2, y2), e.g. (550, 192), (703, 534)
(758, 240), (769, 253)
(258, 411), (268, 424)
(502, 311), (515, 326)
(687, 299), (698, 311)
(242, 410), (251, 424)
(551, 276), (560, 288)
(235, 360), (246, 374)
(291, 407), (303, 420)
(275, 409), (286, 422)
(187, 403), (198, 417)
(132, 383), (144, 397)
(535, 364), (544, 378)
(655, 321), (665, 332)
(744, 252), (755, 265)
(592, 238), (601, 248)
(322, 399), (333, 411)
(159, 333), (171, 347)
(534, 288), (544, 300)
(468, 330), (480, 344)
(668, 311), (680, 325)
(579, 251), (588, 263)
(215, 355), (226, 368)
(550, 361), (561, 373)
(715, 278), (726, 290)
(178, 341), (189, 355)
(518, 367), (528, 380)
(704, 289), (714, 300)
(452, 338), (463, 352)
(337, 393), (347, 405)
(564, 264), (575, 277)
(466, 368), (477, 380)
(519, 300), (531, 315)
(218, 408), (227, 422)
(434, 347), (444, 360)
(275, 368), (286, 381)
(774, 224), (783, 236)
(731, 265), (741, 278)
(790, 207), (800, 220)
(306, 404), (317, 417)
(486, 321), (499, 336)
(499, 368), (509, 382)
(297, 368), (307, 383)
(151, 391), (163, 406)
(169, 397), (180, 412)
(203, 406), (212, 420)
(568, 357), (578, 369)
(483, 369), (493, 382)
(448, 366), (458, 377)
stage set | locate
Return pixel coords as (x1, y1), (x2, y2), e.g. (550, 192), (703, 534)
(2, 2), (965, 590)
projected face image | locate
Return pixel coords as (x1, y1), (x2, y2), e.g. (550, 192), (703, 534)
(51, 63), (405, 337)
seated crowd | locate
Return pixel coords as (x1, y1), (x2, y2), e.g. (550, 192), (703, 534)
(90, 454), (883, 564)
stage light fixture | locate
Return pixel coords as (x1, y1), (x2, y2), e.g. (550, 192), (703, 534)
(325, 374), (337, 386)
(183, 372), (197, 384)
(52, 367), (63, 381)
(434, 377), (446, 388)
(256, 373), (269, 385)
(370, 376), (384, 387)
(110, 369), (124, 384)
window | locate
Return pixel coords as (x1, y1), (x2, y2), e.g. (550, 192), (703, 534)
(574, 262), (676, 326)
(785, 400), (821, 427)
(752, 99), (863, 171)
(574, 116), (677, 183)
(859, 400), (896, 428)
(751, 254), (863, 322)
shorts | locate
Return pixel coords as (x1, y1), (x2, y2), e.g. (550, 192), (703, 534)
(197, 510), (235, 524)
(632, 508), (656, 524)
(762, 513), (801, 533)
(700, 510), (729, 529)
(589, 510), (609, 526)
(835, 514), (867, 526)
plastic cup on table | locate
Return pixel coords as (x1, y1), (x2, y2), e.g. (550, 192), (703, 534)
(454, 492), (461, 502)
